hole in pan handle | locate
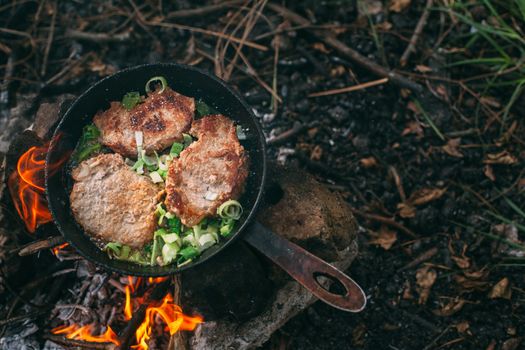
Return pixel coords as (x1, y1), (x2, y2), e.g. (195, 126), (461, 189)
(243, 221), (367, 312)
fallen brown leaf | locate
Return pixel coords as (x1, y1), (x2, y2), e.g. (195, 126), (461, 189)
(401, 121), (424, 138)
(360, 156), (378, 168)
(416, 266), (437, 304)
(455, 321), (470, 333)
(312, 42), (330, 54)
(442, 138), (464, 158)
(397, 202), (416, 218)
(389, 0), (411, 12)
(310, 145), (323, 161)
(488, 277), (512, 299)
(407, 187), (447, 206)
(415, 65), (432, 73)
(483, 150), (518, 165)
(449, 241), (471, 270)
(433, 298), (466, 316)
(484, 165), (496, 181)
(454, 274), (489, 292)
(369, 225), (397, 250)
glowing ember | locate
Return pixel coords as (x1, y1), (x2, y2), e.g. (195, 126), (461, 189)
(7, 141), (67, 232)
(52, 242), (69, 256)
(132, 292), (203, 350)
(52, 324), (120, 345)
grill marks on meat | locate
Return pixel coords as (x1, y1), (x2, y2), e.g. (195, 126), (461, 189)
(70, 153), (161, 248)
(165, 114), (248, 227)
(93, 87), (194, 157)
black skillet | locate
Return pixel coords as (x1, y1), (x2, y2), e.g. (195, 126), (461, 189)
(45, 63), (366, 312)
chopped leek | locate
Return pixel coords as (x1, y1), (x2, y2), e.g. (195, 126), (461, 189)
(77, 143), (101, 162)
(178, 246), (199, 263)
(236, 125), (247, 140)
(217, 200), (243, 220)
(183, 133), (193, 148)
(145, 76), (168, 94)
(170, 142), (184, 157)
(162, 242), (180, 264)
(149, 171), (163, 183)
(122, 91), (142, 110)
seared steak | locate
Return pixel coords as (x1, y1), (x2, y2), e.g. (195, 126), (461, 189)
(93, 87), (194, 157)
(70, 153), (160, 248)
(165, 114), (248, 226)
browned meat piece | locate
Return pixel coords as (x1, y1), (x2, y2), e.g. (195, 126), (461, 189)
(93, 87), (194, 157)
(165, 114), (248, 226)
(70, 153), (161, 248)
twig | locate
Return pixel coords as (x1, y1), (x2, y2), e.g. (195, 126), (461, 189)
(117, 280), (171, 350)
(398, 247), (439, 272)
(351, 209), (417, 238)
(267, 122), (305, 146)
(308, 77), (389, 97)
(267, 3), (423, 92)
(400, 0), (434, 66)
(16, 235), (65, 256)
(168, 275), (187, 350)
(166, 0), (243, 19)
(0, 308), (50, 327)
(44, 334), (117, 350)
(65, 29), (132, 43)
(40, 1), (56, 76)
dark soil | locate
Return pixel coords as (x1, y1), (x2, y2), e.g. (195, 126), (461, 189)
(1, 1), (524, 349)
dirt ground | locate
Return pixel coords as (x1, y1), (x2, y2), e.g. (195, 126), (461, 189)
(1, 1), (524, 349)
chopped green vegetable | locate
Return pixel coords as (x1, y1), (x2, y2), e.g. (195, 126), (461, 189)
(122, 91), (142, 110)
(178, 246), (200, 263)
(150, 229), (166, 265)
(162, 242), (180, 264)
(220, 218), (235, 236)
(167, 216), (181, 234)
(75, 124), (102, 161)
(217, 200), (243, 220)
(196, 100), (211, 116)
(149, 171), (163, 183)
(170, 142), (184, 157)
(145, 76), (168, 94)
(182, 133), (193, 148)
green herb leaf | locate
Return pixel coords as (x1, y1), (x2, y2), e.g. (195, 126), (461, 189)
(178, 246), (200, 263)
(170, 142), (184, 157)
(122, 91), (142, 110)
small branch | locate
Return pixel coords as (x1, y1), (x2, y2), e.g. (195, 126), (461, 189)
(0, 308), (50, 327)
(267, 122), (305, 146)
(308, 77), (389, 97)
(267, 3), (423, 92)
(65, 29), (132, 43)
(351, 209), (417, 238)
(400, 0), (434, 66)
(40, 1), (56, 76)
(117, 280), (171, 350)
(44, 335), (117, 350)
(166, 0), (242, 19)
(17, 235), (65, 256)
(168, 275), (187, 350)
(397, 247), (439, 272)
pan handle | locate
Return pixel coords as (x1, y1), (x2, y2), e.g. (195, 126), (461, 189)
(243, 221), (366, 312)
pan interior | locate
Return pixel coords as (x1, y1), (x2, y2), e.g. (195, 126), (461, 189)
(46, 63), (266, 276)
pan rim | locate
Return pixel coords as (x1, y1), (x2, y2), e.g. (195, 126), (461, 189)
(45, 62), (267, 276)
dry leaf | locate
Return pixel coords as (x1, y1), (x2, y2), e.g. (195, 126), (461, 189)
(310, 145), (323, 161)
(449, 241), (471, 269)
(416, 266), (437, 304)
(442, 138), (464, 158)
(330, 65), (346, 77)
(407, 188), (447, 206)
(375, 21), (393, 31)
(407, 101), (419, 114)
(433, 298), (466, 316)
(312, 42), (330, 54)
(455, 321), (470, 333)
(492, 224), (525, 258)
(488, 277), (512, 299)
(415, 65), (432, 73)
(436, 85), (449, 100)
(360, 156), (378, 168)
(402, 280), (413, 300)
(389, 0), (411, 12)
(454, 274), (489, 292)
(369, 226), (397, 250)
(484, 165), (496, 181)
(397, 202), (416, 218)
(483, 151), (518, 165)
(401, 121), (424, 138)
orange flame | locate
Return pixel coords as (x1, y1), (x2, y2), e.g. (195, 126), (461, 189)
(52, 324), (120, 345)
(125, 276), (143, 321)
(7, 141), (67, 233)
(132, 292), (203, 350)
(52, 242), (69, 256)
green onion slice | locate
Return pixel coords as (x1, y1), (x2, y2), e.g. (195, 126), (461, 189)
(170, 142), (184, 157)
(162, 242), (180, 264)
(178, 246), (199, 262)
(217, 200), (243, 220)
(182, 133), (193, 148)
(145, 76), (168, 94)
(122, 91), (142, 110)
